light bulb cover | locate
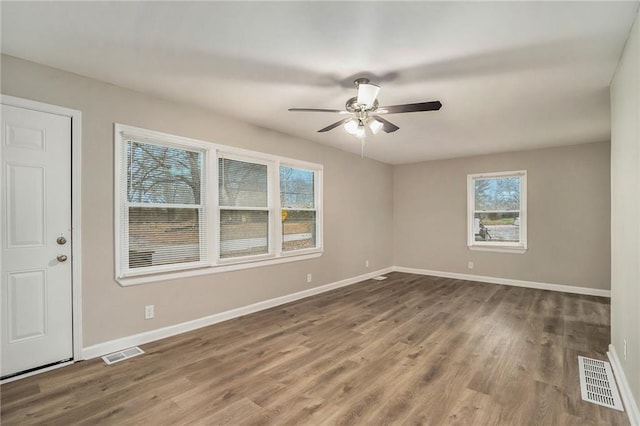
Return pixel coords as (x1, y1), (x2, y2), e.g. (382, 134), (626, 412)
(368, 118), (384, 134)
(354, 125), (366, 138)
(344, 119), (359, 135)
(357, 83), (380, 108)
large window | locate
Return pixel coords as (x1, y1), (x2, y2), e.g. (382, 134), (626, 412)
(115, 124), (322, 284)
(467, 170), (527, 253)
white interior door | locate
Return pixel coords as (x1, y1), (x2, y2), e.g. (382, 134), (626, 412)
(1, 104), (73, 379)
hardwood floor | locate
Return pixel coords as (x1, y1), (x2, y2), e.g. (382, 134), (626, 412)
(0, 272), (629, 425)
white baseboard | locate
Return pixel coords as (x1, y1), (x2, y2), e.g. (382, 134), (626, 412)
(81, 267), (393, 360)
(393, 266), (611, 298)
(608, 344), (640, 425)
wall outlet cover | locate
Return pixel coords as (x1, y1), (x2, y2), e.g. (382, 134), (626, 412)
(145, 305), (154, 320)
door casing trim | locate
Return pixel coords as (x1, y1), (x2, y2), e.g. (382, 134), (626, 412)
(0, 94), (83, 376)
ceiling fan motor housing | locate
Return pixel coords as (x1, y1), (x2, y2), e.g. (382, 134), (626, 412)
(346, 96), (379, 113)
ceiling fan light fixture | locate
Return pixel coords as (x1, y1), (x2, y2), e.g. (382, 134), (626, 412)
(357, 83), (380, 108)
(368, 118), (384, 134)
(289, 76), (441, 136)
(344, 118), (359, 135)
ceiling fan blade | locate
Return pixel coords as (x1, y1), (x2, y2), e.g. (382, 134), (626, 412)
(371, 115), (399, 133)
(357, 83), (380, 108)
(289, 108), (349, 114)
(318, 118), (352, 133)
(376, 101), (442, 114)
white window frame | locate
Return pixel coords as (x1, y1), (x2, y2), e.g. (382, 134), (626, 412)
(115, 124), (323, 286)
(279, 163), (322, 257)
(217, 152), (274, 263)
(467, 170), (527, 254)
(115, 126), (212, 278)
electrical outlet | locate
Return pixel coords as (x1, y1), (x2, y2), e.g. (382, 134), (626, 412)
(365, 260), (369, 268)
(145, 305), (154, 320)
(624, 339), (628, 360)
(468, 261), (474, 269)
(306, 273), (312, 283)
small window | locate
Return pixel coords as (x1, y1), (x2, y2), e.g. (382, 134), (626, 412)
(467, 170), (527, 253)
(121, 138), (208, 275)
(280, 166), (317, 252)
(218, 156), (270, 260)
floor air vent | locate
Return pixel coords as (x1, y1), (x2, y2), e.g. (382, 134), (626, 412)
(102, 347), (144, 365)
(372, 276), (388, 281)
(578, 356), (624, 411)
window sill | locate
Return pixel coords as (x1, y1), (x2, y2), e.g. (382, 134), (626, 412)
(468, 245), (527, 254)
(116, 251), (323, 286)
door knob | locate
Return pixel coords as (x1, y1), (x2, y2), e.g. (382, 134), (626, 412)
(57, 254), (68, 262)
(57, 236), (67, 245)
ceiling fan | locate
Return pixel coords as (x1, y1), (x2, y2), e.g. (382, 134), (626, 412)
(288, 78), (442, 138)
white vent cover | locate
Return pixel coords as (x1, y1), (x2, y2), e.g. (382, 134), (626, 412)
(102, 346), (144, 365)
(578, 356), (624, 411)
(372, 276), (388, 281)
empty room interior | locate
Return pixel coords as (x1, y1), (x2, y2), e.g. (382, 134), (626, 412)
(1, 1), (640, 425)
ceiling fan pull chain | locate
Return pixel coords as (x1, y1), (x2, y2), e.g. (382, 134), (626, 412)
(361, 137), (365, 159)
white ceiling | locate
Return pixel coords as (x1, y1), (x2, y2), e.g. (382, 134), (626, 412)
(2, 1), (638, 164)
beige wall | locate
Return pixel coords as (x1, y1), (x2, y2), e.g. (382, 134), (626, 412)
(0, 55), (394, 346)
(393, 142), (611, 289)
(611, 6), (640, 412)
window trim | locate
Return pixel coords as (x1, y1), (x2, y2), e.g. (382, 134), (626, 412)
(467, 170), (527, 254)
(114, 124), (323, 286)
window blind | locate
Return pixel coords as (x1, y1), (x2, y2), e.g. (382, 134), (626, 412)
(218, 157), (269, 259)
(123, 137), (207, 271)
